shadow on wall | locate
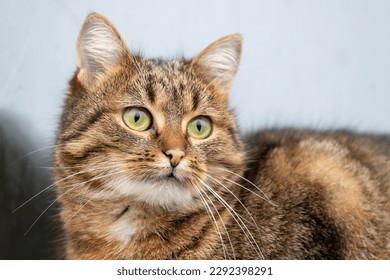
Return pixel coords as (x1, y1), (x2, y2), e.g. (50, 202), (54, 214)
(0, 112), (63, 259)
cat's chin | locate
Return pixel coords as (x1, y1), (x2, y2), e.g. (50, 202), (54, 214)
(104, 173), (197, 210)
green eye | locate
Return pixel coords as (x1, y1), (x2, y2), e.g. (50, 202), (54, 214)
(122, 107), (152, 131)
(187, 117), (212, 139)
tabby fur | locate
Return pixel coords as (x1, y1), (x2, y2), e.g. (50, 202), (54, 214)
(54, 13), (390, 259)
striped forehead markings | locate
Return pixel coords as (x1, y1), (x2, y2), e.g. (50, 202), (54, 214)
(145, 73), (155, 104)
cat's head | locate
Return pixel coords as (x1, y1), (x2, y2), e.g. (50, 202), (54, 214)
(55, 13), (245, 210)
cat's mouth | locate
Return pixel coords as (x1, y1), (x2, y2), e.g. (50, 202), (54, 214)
(159, 167), (187, 184)
(165, 170), (182, 182)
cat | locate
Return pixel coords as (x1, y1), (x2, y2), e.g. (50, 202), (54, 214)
(54, 13), (390, 259)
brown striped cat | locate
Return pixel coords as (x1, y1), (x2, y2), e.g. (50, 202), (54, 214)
(54, 13), (390, 259)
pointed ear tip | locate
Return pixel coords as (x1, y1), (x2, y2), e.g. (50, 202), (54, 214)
(78, 12), (116, 42)
(82, 12), (113, 30)
(224, 34), (242, 44)
(79, 13), (102, 34)
(220, 34), (242, 52)
(231, 33), (242, 40)
(85, 12), (106, 22)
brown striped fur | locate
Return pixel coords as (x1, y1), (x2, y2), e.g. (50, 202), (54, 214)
(54, 13), (390, 259)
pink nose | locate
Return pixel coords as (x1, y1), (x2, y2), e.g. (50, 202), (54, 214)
(163, 148), (185, 167)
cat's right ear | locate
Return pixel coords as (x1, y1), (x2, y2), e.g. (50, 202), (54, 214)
(76, 13), (132, 87)
(191, 34), (242, 93)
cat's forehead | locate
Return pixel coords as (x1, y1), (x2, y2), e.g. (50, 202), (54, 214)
(144, 59), (185, 73)
(118, 58), (220, 116)
(141, 59), (189, 94)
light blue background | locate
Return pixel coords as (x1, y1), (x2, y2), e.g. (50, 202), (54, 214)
(1, 0), (390, 152)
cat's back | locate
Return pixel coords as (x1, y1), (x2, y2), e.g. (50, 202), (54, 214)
(246, 129), (390, 189)
(242, 129), (390, 259)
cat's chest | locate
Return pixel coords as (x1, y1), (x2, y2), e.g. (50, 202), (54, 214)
(107, 204), (162, 244)
(109, 208), (138, 243)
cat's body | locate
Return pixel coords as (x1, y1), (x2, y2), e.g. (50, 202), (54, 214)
(54, 13), (390, 259)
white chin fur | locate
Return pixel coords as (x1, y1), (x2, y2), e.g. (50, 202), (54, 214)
(105, 174), (194, 209)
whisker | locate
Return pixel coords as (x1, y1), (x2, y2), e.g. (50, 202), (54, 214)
(18, 144), (65, 159)
(220, 168), (277, 207)
(223, 176), (274, 207)
(13, 169), (88, 213)
(63, 187), (106, 228)
(200, 180), (263, 259)
(197, 185), (237, 259)
(13, 162), (129, 212)
(23, 188), (72, 236)
(24, 168), (129, 235)
(193, 185), (228, 259)
(197, 176), (264, 259)
(13, 142), (94, 164)
(34, 158), (132, 170)
(79, 170), (133, 215)
(205, 174), (261, 233)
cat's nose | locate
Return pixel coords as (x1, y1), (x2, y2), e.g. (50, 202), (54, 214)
(163, 148), (185, 167)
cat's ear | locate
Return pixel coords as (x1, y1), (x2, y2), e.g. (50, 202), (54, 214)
(76, 13), (131, 87)
(191, 34), (242, 92)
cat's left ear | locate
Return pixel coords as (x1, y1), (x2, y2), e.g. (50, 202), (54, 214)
(191, 34), (242, 92)
(76, 13), (132, 87)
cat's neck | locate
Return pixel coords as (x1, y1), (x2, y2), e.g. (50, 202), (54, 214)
(60, 181), (240, 259)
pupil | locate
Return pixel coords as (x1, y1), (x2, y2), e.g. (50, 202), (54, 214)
(134, 112), (140, 123)
(196, 120), (202, 132)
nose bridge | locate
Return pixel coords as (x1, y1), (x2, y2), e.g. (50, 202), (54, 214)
(160, 127), (186, 167)
(161, 124), (186, 151)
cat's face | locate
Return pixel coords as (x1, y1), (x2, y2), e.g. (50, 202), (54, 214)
(55, 13), (245, 210)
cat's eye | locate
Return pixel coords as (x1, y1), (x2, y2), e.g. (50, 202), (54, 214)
(187, 117), (212, 139)
(122, 107), (152, 132)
